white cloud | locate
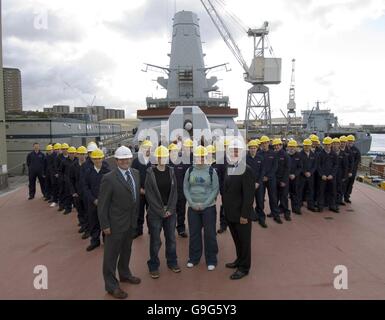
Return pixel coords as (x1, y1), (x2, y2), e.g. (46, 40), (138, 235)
(2, 0), (385, 124)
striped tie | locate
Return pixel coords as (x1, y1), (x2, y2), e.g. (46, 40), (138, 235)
(125, 170), (136, 201)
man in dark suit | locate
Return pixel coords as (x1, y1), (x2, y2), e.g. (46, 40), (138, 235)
(98, 146), (141, 299)
(222, 139), (255, 280)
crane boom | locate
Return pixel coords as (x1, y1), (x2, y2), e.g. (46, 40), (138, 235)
(200, 0), (249, 75)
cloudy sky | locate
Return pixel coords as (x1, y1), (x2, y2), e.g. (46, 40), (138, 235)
(2, 0), (385, 124)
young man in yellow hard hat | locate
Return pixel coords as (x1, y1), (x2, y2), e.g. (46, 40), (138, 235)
(259, 136), (282, 224)
(344, 135), (361, 203)
(317, 137), (338, 213)
(83, 149), (111, 252)
(69, 146), (89, 238)
(298, 139), (317, 212)
(287, 140), (303, 215)
(59, 146), (77, 215)
(43, 145), (53, 201)
(332, 138), (349, 208)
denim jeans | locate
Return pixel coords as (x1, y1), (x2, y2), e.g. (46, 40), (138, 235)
(188, 205), (218, 266)
(147, 213), (178, 272)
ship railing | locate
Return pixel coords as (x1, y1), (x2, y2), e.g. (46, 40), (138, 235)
(358, 163), (385, 179)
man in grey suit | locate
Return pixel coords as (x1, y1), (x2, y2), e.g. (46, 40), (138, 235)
(98, 146), (141, 299)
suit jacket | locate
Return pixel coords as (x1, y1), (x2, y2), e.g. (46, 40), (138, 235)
(97, 168), (140, 234)
(223, 164), (255, 223)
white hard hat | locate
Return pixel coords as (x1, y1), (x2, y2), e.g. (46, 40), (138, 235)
(87, 142), (98, 152)
(228, 138), (246, 150)
(114, 146), (133, 159)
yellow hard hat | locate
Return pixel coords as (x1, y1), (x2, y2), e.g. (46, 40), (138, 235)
(347, 135), (355, 142)
(223, 139), (230, 146)
(193, 146), (208, 157)
(247, 140), (259, 148)
(68, 146), (77, 153)
(206, 145), (216, 154)
(272, 138), (283, 146)
(77, 146), (87, 154)
(90, 148), (105, 159)
(310, 134), (320, 142)
(339, 135), (348, 143)
(260, 135), (270, 143)
(53, 143), (62, 150)
(287, 140), (298, 148)
(168, 143), (179, 151)
(323, 137), (333, 145)
(46, 144), (53, 151)
(141, 140), (153, 148)
(61, 143), (69, 150)
(332, 138), (340, 144)
(154, 146), (169, 158)
(303, 139), (312, 146)
(183, 138), (194, 147)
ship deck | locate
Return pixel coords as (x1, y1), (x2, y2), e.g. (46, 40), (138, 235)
(0, 181), (385, 300)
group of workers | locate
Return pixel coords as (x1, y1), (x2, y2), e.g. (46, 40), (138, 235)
(25, 132), (361, 299)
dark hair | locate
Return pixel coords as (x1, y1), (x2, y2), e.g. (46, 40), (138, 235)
(33, 142), (39, 146)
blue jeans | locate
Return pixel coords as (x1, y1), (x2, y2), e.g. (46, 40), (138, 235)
(188, 206), (218, 266)
(147, 213), (178, 272)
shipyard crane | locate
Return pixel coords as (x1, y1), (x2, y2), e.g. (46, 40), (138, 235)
(200, 0), (282, 135)
(286, 58), (297, 132)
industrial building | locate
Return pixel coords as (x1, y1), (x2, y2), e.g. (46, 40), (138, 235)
(6, 118), (122, 175)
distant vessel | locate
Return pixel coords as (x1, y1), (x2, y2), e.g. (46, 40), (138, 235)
(300, 101), (372, 154)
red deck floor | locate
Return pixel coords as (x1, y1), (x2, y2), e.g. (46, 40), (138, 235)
(0, 182), (384, 300)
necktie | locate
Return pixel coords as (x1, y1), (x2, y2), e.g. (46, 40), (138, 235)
(125, 170), (136, 201)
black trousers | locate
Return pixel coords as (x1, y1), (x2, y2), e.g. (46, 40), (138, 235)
(58, 176), (65, 207)
(176, 194), (187, 234)
(50, 174), (59, 203)
(28, 171), (45, 198)
(313, 172), (320, 205)
(318, 178), (337, 210)
(298, 176), (315, 209)
(136, 195), (148, 233)
(62, 182), (73, 211)
(227, 221), (252, 273)
(219, 193), (227, 230)
(262, 178), (280, 217)
(255, 186), (265, 222)
(73, 196), (88, 230)
(88, 203), (101, 245)
(103, 228), (134, 293)
(344, 174), (356, 201)
(336, 176), (346, 205)
(44, 173), (52, 199)
(289, 178), (300, 212)
(277, 183), (290, 216)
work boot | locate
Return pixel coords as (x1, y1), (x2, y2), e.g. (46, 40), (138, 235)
(86, 243), (100, 252)
(108, 288), (128, 299)
(273, 216), (283, 224)
(258, 220), (268, 228)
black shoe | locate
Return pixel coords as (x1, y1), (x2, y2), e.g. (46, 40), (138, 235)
(63, 209), (71, 215)
(273, 216), (283, 224)
(230, 270), (248, 280)
(339, 202), (346, 206)
(225, 262), (238, 269)
(217, 228), (227, 234)
(28, 196), (34, 200)
(345, 199), (351, 204)
(108, 287), (128, 299)
(178, 232), (188, 238)
(330, 207), (339, 213)
(284, 215), (291, 221)
(57, 207), (64, 212)
(86, 243), (100, 252)
(77, 222), (81, 227)
(82, 232), (90, 240)
(267, 213), (274, 218)
(258, 220), (268, 228)
(308, 207), (316, 212)
(293, 209), (302, 215)
(78, 226), (86, 234)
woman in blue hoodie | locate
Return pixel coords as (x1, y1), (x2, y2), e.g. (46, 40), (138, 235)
(183, 146), (219, 271)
